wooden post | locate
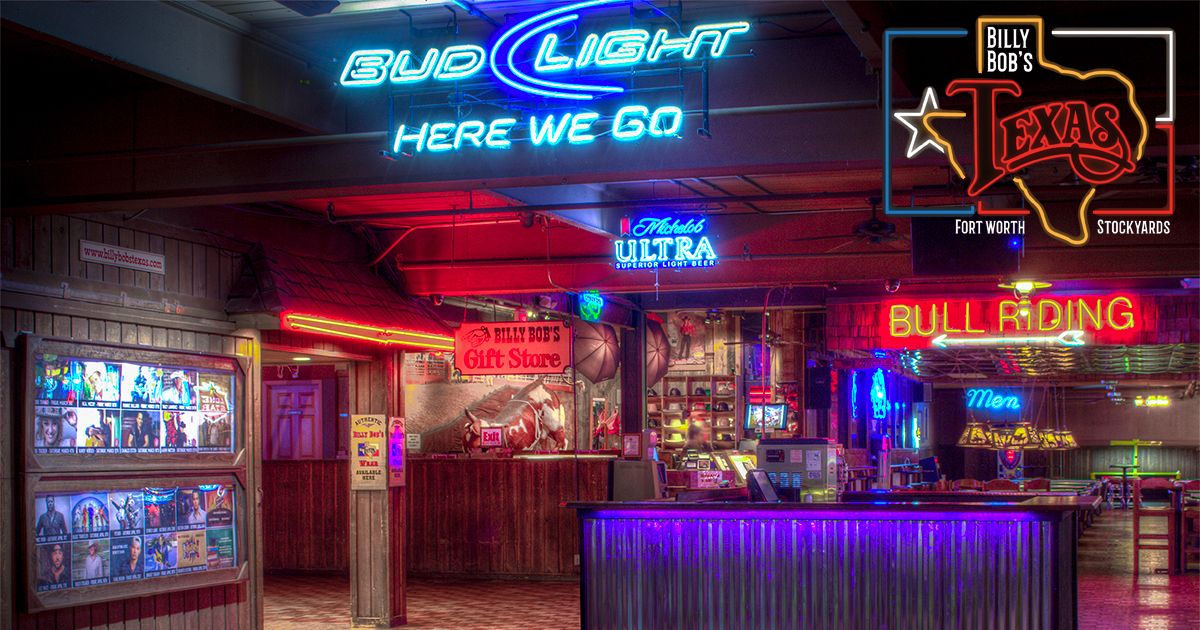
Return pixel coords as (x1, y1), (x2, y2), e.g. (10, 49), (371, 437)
(349, 351), (406, 626)
(620, 312), (646, 434)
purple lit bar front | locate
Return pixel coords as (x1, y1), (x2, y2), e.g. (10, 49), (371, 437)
(572, 501), (1077, 629)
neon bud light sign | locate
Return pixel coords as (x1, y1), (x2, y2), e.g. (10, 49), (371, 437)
(339, 0), (749, 156)
(614, 216), (717, 270)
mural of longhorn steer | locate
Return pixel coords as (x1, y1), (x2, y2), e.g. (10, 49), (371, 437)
(462, 379), (569, 452)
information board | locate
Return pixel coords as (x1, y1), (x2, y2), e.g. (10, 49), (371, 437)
(31, 483), (237, 594)
(32, 353), (235, 454)
(351, 415), (387, 489)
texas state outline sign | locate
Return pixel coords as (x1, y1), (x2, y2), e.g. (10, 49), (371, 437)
(883, 17), (1176, 247)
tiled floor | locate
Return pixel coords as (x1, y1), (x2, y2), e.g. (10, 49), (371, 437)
(264, 509), (1198, 629)
(263, 574), (579, 629)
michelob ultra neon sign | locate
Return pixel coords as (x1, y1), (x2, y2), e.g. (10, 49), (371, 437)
(340, 0), (749, 155)
(880, 294), (1143, 349)
(614, 215), (717, 270)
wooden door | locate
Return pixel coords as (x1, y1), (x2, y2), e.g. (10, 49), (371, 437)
(266, 381), (322, 460)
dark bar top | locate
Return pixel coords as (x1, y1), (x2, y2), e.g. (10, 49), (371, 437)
(567, 494), (1087, 520)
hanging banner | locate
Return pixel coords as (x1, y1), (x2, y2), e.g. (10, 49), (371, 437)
(454, 321), (572, 375)
(388, 417), (406, 488)
(350, 415), (387, 490)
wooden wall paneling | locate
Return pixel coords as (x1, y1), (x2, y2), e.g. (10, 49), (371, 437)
(118, 227), (136, 286)
(33, 216), (51, 274)
(51, 215), (70, 277)
(1, 347), (11, 627)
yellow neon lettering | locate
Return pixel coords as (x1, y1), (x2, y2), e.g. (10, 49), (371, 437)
(1108, 296), (1135, 330)
(890, 305), (912, 337)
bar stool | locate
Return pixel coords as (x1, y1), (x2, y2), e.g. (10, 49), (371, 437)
(953, 478), (983, 491)
(1133, 478), (1178, 574)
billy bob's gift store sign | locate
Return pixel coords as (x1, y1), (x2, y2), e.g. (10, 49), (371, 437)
(454, 321), (572, 376)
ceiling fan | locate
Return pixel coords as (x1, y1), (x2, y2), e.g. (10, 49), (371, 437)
(725, 330), (813, 348)
(788, 198), (909, 252)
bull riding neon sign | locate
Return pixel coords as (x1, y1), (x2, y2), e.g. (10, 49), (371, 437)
(340, 0), (749, 155)
(884, 17), (1176, 247)
(614, 215), (717, 270)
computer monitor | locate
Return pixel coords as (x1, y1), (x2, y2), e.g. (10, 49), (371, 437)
(747, 469), (780, 502)
(744, 403), (788, 430)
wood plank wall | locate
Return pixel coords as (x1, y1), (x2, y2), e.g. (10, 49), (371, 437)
(1060, 446), (1200, 479)
(406, 458), (609, 578)
(2, 214), (259, 629)
(261, 461), (350, 572)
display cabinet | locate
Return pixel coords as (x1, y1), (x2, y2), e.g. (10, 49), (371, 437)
(17, 336), (250, 612)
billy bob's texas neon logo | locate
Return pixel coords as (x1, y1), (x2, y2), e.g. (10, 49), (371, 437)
(614, 216), (717, 270)
(339, 0), (748, 155)
(885, 17), (1176, 247)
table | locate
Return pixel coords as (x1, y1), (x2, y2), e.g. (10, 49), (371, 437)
(844, 466), (876, 492)
(1109, 464), (1138, 509)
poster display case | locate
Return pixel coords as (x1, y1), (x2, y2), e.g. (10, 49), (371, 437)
(22, 337), (245, 472)
(23, 472), (248, 612)
(18, 336), (250, 612)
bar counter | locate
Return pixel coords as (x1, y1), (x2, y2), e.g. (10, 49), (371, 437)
(569, 498), (1077, 629)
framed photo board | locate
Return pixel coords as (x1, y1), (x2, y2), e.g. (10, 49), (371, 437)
(23, 472), (248, 612)
(22, 337), (246, 471)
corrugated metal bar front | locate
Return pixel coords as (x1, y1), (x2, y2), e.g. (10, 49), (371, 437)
(582, 513), (1063, 630)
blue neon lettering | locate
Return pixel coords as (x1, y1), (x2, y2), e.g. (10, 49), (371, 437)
(530, 115), (573, 146)
(595, 29), (649, 67)
(484, 118), (516, 149)
(434, 45), (485, 81)
(612, 105), (650, 141)
(650, 106), (683, 136)
(453, 120), (487, 150)
(613, 215), (717, 270)
(341, 50), (393, 86)
(567, 112), (600, 144)
(393, 122), (430, 154)
(426, 122), (456, 152)
(576, 33), (600, 68)
(391, 49), (438, 84)
(534, 34), (573, 73)
(965, 388), (1021, 411)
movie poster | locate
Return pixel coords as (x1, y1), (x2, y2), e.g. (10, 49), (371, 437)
(109, 491), (144, 535)
(204, 486), (234, 528)
(144, 532), (178, 575)
(666, 311), (708, 369)
(32, 354), (236, 457)
(33, 494), (71, 542)
(206, 528), (235, 569)
(36, 542), (71, 592)
(176, 531), (207, 573)
(120, 410), (161, 450)
(120, 364), (163, 408)
(33, 406), (77, 452)
(177, 488), (208, 529)
(144, 488), (177, 532)
(110, 536), (143, 582)
(31, 484), (237, 595)
(77, 408), (118, 451)
(71, 493), (110, 538)
(72, 538), (110, 587)
(163, 411), (203, 450)
(160, 370), (198, 409)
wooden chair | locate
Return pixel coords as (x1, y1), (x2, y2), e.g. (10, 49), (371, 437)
(1181, 480), (1200, 572)
(953, 478), (983, 491)
(984, 478), (1019, 492)
(1133, 477), (1177, 574)
(1023, 478), (1051, 491)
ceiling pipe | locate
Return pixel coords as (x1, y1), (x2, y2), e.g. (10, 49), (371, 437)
(367, 217), (522, 266)
(395, 242), (1198, 271)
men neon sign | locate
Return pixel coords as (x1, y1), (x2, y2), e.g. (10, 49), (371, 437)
(614, 216), (717, 270)
(966, 388), (1022, 412)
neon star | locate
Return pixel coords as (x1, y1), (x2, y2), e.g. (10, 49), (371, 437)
(893, 87), (948, 158)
